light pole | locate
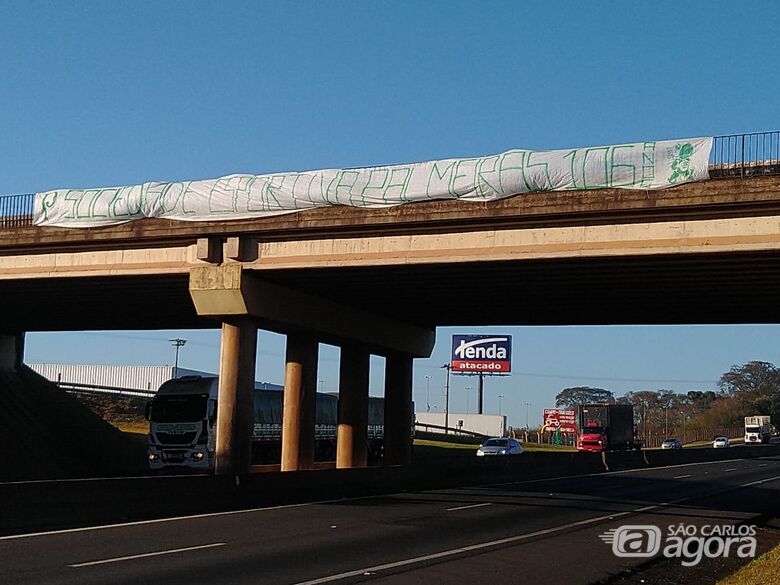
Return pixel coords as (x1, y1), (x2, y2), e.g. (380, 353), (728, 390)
(664, 407), (669, 437)
(169, 338), (186, 378)
(524, 402), (530, 429)
(498, 394), (504, 416)
(441, 363), (451, 434)
(465, 386), (471, 415)
(424, 375), (432, 412)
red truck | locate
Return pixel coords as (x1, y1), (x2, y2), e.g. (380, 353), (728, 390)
(576, 404), (643, 452)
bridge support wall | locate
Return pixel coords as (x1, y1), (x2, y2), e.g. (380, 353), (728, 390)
(0, 333), (24, 370)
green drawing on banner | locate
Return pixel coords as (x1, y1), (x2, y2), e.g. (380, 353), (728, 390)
(668, 143), (695, 184)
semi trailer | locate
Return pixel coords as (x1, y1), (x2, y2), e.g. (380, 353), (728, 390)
(146, 376), (385, 471)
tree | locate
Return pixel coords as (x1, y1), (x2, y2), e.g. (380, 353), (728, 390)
(554, 387), (614, 409)
(718, 361), (780, 423)
(719, 361), (780, 397)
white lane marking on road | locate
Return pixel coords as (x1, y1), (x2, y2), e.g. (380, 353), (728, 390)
(69, 542), (226, 568)
(4, 457), (776, 542)
(291, 474), (780, 585)
(724, 468), (737, 472)
(291, 512), (634, 585)
(672, 474), (691, 479)
(482, 458), (748, 489)
(446, 503), (492, 512)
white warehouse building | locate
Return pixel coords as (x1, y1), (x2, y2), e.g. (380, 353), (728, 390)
(28, 364), (283, 393)
(415, 412), (506, 437)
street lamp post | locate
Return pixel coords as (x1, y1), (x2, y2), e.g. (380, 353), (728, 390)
(169, 338), (187, 378)
(465, 386), (471, 415)
(524, 401), (530, 429)
(441, 363), (451, 434)
(424, 375), (432, 412)
(497, 394), (504, 416)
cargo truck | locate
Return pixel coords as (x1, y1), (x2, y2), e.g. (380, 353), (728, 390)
(576, 404), (643, 452)
(146, 376), (385, 471)
(744, 415), (772, 444)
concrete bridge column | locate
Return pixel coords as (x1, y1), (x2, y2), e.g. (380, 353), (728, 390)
(0, 333), (24, 370)
(336, 345), (370, 469)
(383, 353), (413, 466)
(281, 334), (318, 471)
(215, 320), (258, 475)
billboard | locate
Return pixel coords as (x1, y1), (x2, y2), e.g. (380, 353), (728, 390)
(451, 334), (512, 373)
(542, 409), (577, 434)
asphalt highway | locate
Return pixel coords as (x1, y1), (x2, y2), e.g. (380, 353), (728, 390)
(2, 455), (780, 585)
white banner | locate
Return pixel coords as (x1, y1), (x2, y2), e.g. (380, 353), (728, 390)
(34, 137), (712, 227)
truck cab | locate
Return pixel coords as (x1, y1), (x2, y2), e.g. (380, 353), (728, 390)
(146, 376), (218, 471)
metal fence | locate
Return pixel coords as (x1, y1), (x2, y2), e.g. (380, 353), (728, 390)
(709, 131), (780, 178)
(2, 132), (780, 229)
(0, 192), (34, 228)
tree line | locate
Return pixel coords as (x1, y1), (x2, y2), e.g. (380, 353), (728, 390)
(552, 361), (780, 445)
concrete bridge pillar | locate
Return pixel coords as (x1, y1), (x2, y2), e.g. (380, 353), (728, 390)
(383, 353), (414, 466)
(281, 334), (319, 471)
(0, 333), (24, 370)
(215, 321), (258, 475)
(336, 345), (370, 468)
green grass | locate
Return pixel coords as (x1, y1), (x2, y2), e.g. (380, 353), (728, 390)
(717, 543), (780, 585)
(413, 439), (576, 457)
(522, 442), (576, 452)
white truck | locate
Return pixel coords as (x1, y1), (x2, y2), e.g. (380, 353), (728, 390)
(145, 375), (385, 471)
(744, 415), (772, 444)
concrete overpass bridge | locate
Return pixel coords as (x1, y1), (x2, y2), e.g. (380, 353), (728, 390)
(2, 131), (779, 475)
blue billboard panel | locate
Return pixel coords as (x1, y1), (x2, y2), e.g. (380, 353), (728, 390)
(451, 334), (512, 374)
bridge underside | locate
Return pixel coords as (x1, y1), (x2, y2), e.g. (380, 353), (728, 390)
(4, 249), (780, 332)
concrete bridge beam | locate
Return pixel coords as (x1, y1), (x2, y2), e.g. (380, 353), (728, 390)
(189, 265), (435, 358)
(336, 345), (370, 469)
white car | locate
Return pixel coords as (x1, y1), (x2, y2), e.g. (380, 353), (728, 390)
(476, 437), (523, 456)
(712, 436), (730, 448)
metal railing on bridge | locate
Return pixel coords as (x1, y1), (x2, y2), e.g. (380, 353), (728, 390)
(2, 131), (780, 229)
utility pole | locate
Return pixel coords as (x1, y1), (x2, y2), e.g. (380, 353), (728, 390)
(441, 363), (451, 434)
(424, 375), (432, 412)
(169, 338), (187, 378)
(465, 386), (471, 415)
(477, 371), (484, 414)
(524, 401), (530, 429)
(664, 407), (669, 437)
(498, 394), (504, 416)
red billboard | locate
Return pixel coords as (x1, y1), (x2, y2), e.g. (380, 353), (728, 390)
(542, 409), (577, 434)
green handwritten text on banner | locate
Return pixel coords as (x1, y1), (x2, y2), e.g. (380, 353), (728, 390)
(34, 137), (712, 227)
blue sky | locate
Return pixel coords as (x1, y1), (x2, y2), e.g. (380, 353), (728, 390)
(5, 1), (780, 426)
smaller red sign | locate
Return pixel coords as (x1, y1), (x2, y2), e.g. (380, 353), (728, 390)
(542, 408), (577, 434)
(451, 360), (511, 373)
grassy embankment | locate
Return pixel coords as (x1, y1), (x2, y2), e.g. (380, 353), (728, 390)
(717, 543), (780, 585)
(413, 437), (575, 456)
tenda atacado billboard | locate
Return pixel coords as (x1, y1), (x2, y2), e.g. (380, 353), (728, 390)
(451, 334), (512, 374)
